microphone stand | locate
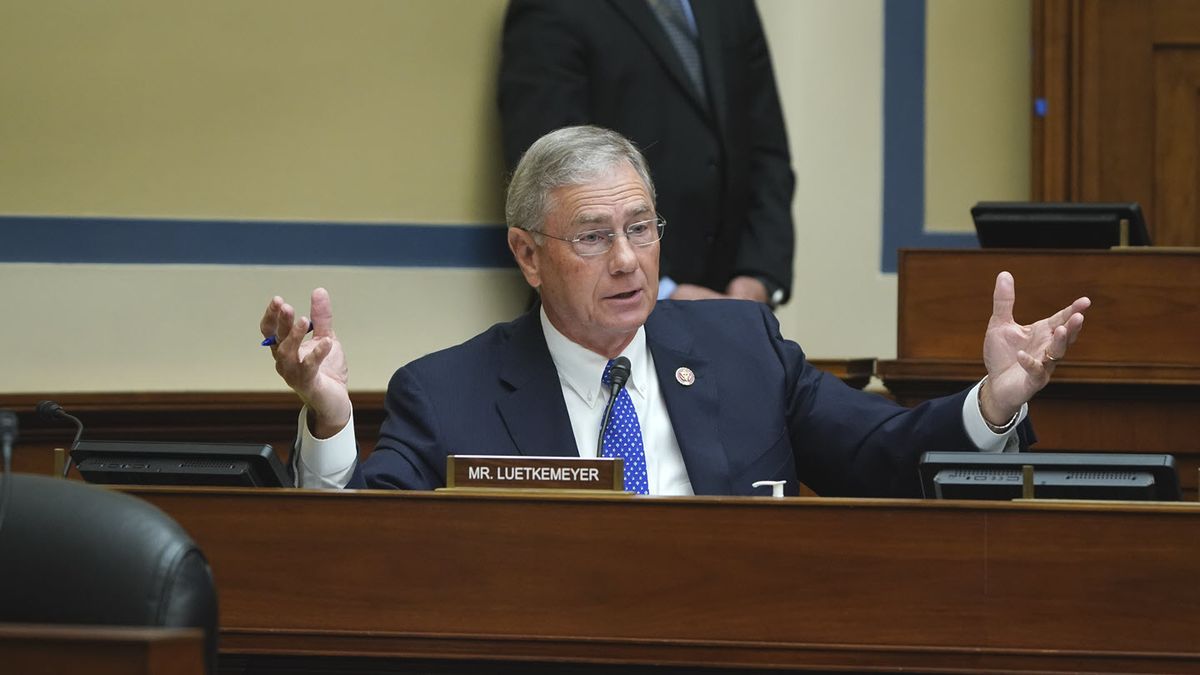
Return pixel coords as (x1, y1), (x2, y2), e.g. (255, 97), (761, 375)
(0, 410), (17, 533)
(59, 412), (84, 478)
(36, 401), (85, 478)
(595, 357), (632, 457)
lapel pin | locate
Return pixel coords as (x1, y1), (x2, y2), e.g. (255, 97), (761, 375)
(675, 367), (695, 386)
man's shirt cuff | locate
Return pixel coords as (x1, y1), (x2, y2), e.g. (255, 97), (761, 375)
(295, 406), (358, 488)
(657, 276), (677, 300)
(961, 379), (1026, 453)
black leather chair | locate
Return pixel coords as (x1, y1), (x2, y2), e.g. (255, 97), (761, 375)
(0, 473), (218, 674)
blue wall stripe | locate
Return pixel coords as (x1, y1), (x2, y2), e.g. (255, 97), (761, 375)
(881, 0), (976, 274)
(0, 216), (515, 268)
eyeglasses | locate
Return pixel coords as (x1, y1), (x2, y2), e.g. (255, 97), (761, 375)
(529, 216), (666, 257)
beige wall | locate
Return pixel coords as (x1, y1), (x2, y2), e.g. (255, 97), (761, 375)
(924, 0), (1031, 233)
(760, 0), (893, 356)
(1, 0), (508, 221)
(0, 0), (1030, 393)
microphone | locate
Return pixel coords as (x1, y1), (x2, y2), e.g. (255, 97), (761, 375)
(0, 410), (17, 532)
(37, 400), (85, 478)
(595, 356), (632, 457)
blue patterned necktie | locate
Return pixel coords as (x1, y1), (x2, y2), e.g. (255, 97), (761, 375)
(601, 359), (649, 494)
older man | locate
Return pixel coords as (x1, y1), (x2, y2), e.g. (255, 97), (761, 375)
(262, 126), (1090, 496)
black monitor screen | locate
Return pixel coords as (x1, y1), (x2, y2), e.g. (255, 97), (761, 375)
(920, 452), (1180, 501)
(971, 201), (1151, 249)
(72, 440), (290, 488)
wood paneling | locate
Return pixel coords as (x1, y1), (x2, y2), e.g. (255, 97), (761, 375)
(1035, 0), (1200, 243)
(0, 624), (204, 675)
(1032, 0), (1077, 199)
(126, 487), (1200, 673)
(0, 391), (383, 478)
(1154, 47), (1200, 246)
(880, 249), (1200, 499)
(806, 358), (875, 391)
(895, 248), (1200, 364)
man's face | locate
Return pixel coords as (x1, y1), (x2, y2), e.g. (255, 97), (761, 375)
(509, 162), (660, 357)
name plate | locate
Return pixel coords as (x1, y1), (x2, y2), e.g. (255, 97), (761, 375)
(445, 455), (625, 492)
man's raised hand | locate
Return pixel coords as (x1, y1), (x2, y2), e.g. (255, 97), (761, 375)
(979, 271), (1091, 426)
(260, 288), (352, 437)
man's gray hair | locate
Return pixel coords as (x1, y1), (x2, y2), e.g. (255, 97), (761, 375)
(505, 125), (656, 234)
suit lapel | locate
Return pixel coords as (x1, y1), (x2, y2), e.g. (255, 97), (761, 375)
(608, 0), (713, 121)
(645, 306), (731, 494)
(496, 311), (579, 458)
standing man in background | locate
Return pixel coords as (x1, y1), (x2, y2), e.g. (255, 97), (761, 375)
(498, 0), (795, 306)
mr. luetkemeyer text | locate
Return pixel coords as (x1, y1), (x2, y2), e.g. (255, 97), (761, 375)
(468, 466), (602, 482)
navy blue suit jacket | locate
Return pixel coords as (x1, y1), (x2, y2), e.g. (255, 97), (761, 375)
(348, 300), (995, 497)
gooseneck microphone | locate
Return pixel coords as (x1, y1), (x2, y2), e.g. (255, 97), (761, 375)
(37, 400), (85, 478)
(595, 356), (632, 458)
(0, 410), (18, 533)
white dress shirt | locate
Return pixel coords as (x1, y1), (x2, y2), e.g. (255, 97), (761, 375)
(537, 309), (694, 495)
(294, 311), (1023, 491)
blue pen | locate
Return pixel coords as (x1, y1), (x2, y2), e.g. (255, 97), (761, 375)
(261, 321), (314, 347)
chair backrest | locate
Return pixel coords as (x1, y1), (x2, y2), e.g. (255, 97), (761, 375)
(0, 473), (218, 674)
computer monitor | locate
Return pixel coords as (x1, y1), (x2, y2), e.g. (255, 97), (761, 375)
(971, 201), (1151, 248)
(919, 451), (1180, 501)
(72, 440), (290, 488)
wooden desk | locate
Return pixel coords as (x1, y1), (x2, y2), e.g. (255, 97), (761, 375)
(126, 486), (1200, 674)
(0, 624), (204, 675)
(878, 249), (1200, 499)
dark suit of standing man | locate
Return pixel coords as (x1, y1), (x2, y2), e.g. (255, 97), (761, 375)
(499, 0), (795, 305)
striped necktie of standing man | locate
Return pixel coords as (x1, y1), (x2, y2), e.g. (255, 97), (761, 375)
(646, 0), (708, 103)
